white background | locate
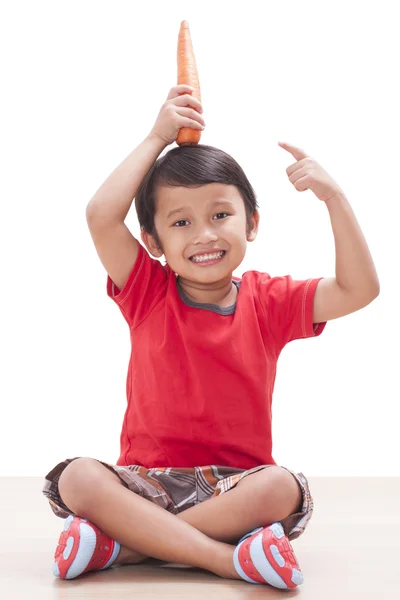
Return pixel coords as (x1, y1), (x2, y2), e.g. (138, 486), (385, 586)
(1, 1), (399, 476)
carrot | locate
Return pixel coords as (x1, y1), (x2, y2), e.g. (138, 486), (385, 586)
(177, 20), (202, 146)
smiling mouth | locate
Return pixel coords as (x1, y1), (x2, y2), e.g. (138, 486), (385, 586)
(189, 250), (226, 264)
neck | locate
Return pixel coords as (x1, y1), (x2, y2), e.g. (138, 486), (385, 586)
(177, 275), (237, 307)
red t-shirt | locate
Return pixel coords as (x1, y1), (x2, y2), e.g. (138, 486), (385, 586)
(107, 243), (326, 470)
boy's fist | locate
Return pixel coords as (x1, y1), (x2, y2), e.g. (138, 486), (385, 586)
(149, 85), (205, 145)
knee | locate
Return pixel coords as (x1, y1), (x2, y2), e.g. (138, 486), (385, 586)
(257, 467), (303, 522)
(268, 467), (303, 519)
(58, 458), (105, 515)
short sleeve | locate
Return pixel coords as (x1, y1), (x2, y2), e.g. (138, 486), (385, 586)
(106, 243), (168, 328)
(257, 273), (327, 348)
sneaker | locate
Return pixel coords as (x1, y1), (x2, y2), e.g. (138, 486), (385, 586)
(53, 515), (121, 579)
(233, 522), (304, 589)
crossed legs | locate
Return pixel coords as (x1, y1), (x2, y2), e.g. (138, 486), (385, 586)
(58, 458), (302, 580)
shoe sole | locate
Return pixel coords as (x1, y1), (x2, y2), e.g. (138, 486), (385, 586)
(233, 522), (303, 589)
(53, 516), (119, 579)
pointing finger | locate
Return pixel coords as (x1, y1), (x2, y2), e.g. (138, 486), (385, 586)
(278, 141), (308, 161)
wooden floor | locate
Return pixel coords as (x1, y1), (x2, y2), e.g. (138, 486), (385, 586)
(1, 476), (399, 599)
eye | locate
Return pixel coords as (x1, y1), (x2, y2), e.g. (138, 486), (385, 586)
(173, 220), (189, 227)
(213, 212), (229, 220)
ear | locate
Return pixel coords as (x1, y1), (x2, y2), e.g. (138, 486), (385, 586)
(140, 229), (163, 258)
(247, 210), (260, 242)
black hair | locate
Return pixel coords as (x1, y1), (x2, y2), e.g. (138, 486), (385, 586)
(135, 144), (259, 250)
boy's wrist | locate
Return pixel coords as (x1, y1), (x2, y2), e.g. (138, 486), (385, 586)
(146, 132), (169, 152)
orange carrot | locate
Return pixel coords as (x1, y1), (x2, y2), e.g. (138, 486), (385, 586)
(177, 20), (202, 146)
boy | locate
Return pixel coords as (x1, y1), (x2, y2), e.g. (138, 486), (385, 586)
(42, 84), (380, 588)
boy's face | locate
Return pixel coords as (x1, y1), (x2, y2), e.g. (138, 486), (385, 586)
(142, 183), (259, 284)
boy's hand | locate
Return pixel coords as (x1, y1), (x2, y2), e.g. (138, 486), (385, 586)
(279, 142), (344, 203)
(149, 85), (205, 146)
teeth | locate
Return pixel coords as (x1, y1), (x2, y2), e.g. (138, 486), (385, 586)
(191, 251), (224, 263)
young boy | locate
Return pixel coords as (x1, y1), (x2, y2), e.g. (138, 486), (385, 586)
(42, 84), (380, 588)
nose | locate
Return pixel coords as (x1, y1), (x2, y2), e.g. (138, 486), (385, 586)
(192, 223), (218, 245)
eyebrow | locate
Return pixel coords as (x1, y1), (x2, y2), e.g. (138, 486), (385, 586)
(166, 200), (235, 220)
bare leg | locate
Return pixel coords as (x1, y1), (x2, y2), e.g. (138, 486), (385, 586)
(176, 465), (301, 542)
(58, 459), (240, 580)
(58, 459), (301, 578)
(118, 464), (301, 566)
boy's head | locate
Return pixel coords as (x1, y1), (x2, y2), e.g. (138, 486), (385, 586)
(135, 144), (259, 282)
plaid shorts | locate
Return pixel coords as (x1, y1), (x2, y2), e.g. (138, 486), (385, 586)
(42, 458), (314, 542)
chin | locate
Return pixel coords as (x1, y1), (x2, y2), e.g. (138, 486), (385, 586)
(186, 269), (235, 286)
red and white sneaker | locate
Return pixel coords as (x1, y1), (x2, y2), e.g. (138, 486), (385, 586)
(53, 515), (121, 579)
(233, 522), (304, 589)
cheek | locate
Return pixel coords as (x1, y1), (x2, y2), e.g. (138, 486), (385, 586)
(167, 230), (186, 247)
(225, 220), (247, 241)
(162, 231), (187, 260)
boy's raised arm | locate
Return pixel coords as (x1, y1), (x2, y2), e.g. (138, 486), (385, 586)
(85, 84), (204, 291)
(86, 134), (168, 226)
(86, 134), (167, 291)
